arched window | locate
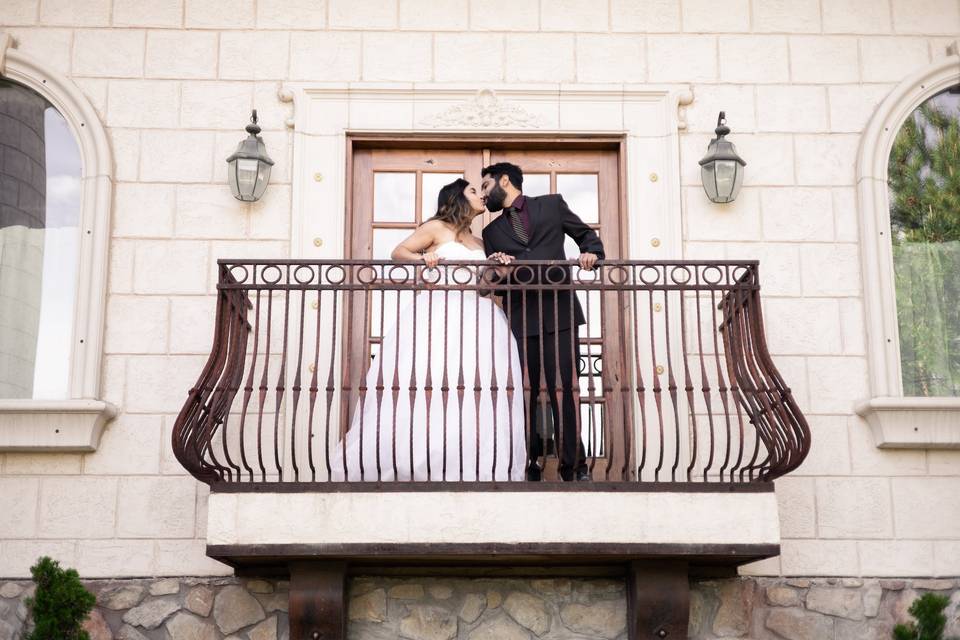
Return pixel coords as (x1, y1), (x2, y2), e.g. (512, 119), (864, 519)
(887, 85), (960, 398)
(0, 34), (116, 450)
(856, 52), (960, 447)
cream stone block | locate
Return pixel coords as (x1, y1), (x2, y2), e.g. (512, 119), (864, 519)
(934, 542), (960, 576)
(848, 417), (926, 475)
(40, 0), (108, 25)
(75, 77), (108, 120)
(140, 130), (214, 182)
(117, 477), (197, 538)
(611, 0), (680, 32)
(113, 0), (182, 26)
(760, 187), (834, 242)
(793, 416), (852, 476)
(719, 36), (789, 84)
(682, 0), (749, 32)
(330, 0), (396, 28)
(145, 31), (218, 79)
(219, 32), (289, 81)
(73, 29), (145, 78)
(723, 241), (801, 296)
(776, 477), (816, 538)
(6, 28), (72, 74)
(648, 36), (717, 83)
(504, 35), (575, 83)
(0, 478), (39, 537)
(185, 0), (254, 27)
(76, 540), (154, 578)
(109, 239), (135, 294)
(822, 0), (891, 33)
(795, 134), (859, 186)
(757, 85), (828, 133)
(399, 0), (467, 30)
(832, 187), (858, 242)
(470, 0), (539, 30)
(83, 414), (162, 474)
(257, 0), (326, 27)
(559, 98), (624, 131)
(114, 182), (176, 237)
(859, 541), (934, 577)
(38, 477), (118, 538)
(860, 37), (931, 83)
(789, 37), (859, 84)
(828, 84), (894, 133)
(4, 452), (82, 475)
(738, 555), (782, 576)
(435, 34), (503, 82)
(133, 240), (209, 294)
(252, 82), (292, 133)
(800, 243), (861, 296)
(110, 128), (140, 182)
(0, 541), (76, 578)
(576, 35), (646, 83)
(685, 85), (756, 134)
(290, 32), (362, 81)
(100, 354), (126, 408)
(817, 477), (893, 538)
(806, 356), (868, 414)
(542, 0), (608, 32)
(684, 186), (761, 241)
(928, 450), (960, 475)
(248, 184), (292, 240)
(752, 0), (820, 32)
(893, 478), (960, 538)
(363, 33), (432, 82)
(771, 355), (810, 409)
(124, 355), (210, 413)
(105, 296), (169, 354)
(175, 184), (249, 239)
(107, 80), (179, 129)
(169, 296), (217, 354)
(891, 0), (960, 34)
(839, 298), (866, 356)
(2, 0), (39, 25)
(764, 298), (842, 356)
(156, 540), (234, 576)
(160, 416), (189, 475)
(732, 134), (795, 186)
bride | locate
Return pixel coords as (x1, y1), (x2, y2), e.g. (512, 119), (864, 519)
(331, 178), (527, 482)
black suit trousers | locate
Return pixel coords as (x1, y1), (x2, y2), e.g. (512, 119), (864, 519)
(524, 328), (587, 479)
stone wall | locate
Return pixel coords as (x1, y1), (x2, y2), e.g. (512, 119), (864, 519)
(1, 575), (958, 640)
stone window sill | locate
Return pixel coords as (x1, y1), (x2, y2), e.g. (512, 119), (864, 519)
(855, 397), (960, 449)
(0, 400), (118, 452)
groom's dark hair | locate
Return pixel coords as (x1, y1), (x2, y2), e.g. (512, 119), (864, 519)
(481, 162), (523, 190)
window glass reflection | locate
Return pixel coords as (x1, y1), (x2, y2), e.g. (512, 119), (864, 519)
(557, 174), (599, 223)
(523, 173), (550, 197)
(373, 172), (416, 222)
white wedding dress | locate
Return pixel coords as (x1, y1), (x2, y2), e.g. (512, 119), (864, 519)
(331, 241), (527, 482)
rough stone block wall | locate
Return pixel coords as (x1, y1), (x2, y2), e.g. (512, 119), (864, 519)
(1, 576), (959, 640)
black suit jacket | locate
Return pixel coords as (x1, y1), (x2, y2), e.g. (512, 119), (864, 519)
(482, 193), (605, 337)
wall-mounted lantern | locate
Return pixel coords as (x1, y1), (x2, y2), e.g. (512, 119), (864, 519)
(226, 109), (274, 202)
(698, 111), (746, 204)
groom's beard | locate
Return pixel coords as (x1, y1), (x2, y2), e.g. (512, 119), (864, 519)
(485, 184), (507, 212)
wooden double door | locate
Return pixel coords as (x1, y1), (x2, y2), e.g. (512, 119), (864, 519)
(346, 141), (631, 479)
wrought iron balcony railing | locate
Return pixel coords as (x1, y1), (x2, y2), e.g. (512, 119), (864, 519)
(172, 259), (809, 488)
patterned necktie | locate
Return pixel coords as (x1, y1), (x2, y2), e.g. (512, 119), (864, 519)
(505, 206), (529, 243)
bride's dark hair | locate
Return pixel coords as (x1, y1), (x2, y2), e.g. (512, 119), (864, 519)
(431, 178), (474, 235)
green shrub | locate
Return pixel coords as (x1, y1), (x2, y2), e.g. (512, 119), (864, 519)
(893, 592), (957, 640)
(24, 556), (96, 640)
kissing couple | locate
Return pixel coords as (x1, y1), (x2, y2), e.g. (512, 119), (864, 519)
(333, 162), (605, 483)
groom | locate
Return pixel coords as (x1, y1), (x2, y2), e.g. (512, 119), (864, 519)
(480, 162), (605, 482)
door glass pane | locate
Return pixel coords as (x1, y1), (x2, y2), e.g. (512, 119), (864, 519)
(421, 172), (464, 221)
(557, 174), (599, 223)
(372, 228), (412, 260)
(373, 172), (415, 222)
(523, 173), (550, 197)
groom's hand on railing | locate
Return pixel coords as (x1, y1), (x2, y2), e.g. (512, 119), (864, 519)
(578, 252), (599, 271)
(486, 252), (515, 280)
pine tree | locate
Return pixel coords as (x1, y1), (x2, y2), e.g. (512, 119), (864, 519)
(24, 556), (96, 640)
(887, 90), (960, 396)
(892, 592), (956, 640)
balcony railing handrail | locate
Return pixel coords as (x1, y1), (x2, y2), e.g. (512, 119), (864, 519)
(173, 259), (810, 488)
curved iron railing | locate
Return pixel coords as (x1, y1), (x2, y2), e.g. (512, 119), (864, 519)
(172, 259), (810, 487)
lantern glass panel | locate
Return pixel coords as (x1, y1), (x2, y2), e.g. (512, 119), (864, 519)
(700, 162), (718, 201)
(252, 161), (271, 200)
(714, 159), (738, 202)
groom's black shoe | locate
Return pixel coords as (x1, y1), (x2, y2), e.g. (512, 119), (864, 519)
(526, 466), (543, 482)
(575, 469), (592, 482)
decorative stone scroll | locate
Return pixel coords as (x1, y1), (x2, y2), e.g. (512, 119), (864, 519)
(419, 89), (542, 129)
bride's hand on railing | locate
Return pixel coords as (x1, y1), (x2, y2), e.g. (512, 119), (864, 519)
(486, 252), (514, 280)
(422, 252), (441, 269)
